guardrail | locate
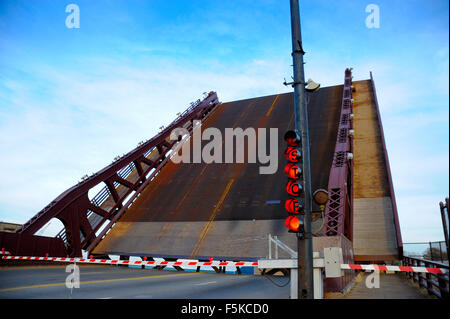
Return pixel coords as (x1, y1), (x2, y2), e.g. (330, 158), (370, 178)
(403, 241), (448, 263)
(403, 256), (449, 299)
(268, 234), (297, 259)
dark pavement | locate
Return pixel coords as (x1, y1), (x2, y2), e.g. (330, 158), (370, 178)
(0, 265), (289, 299)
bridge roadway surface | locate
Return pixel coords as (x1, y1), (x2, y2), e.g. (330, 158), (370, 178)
(0, 265), (289, 299)
(0, 266), (431, 299)
(93, 86), (344, 260)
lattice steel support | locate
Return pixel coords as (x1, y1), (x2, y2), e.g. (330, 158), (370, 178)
(323, 69), (354, 238)
(16, 92), (220, 257)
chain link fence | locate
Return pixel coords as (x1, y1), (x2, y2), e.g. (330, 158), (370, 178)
(403, 241), (448, 264)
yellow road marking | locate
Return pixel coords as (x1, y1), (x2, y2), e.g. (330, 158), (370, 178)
(190, 179), (235, 257)
(0, 272), (197, 293)
(265, 95), (279, 117)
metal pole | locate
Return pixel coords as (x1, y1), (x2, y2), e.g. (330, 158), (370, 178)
(289, 0), (314, 299)
(268, 234), (272, 259)
(429, 242), (433, 260)
(275, 235), (279, 259)
(440, 199), (449, 262)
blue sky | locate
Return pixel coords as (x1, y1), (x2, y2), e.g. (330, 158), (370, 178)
(0, 0), (448, 243)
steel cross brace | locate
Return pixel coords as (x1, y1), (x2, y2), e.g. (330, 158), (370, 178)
(322, 69), (354, 238)
(16, 92), (220, 257)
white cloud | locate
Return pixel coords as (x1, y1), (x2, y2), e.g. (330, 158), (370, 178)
(0, 57), (292, 226)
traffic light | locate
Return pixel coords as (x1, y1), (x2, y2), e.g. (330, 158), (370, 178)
(284, 130), (304, 234)
(284, 147), (301, 162)
(286, 180), (302, 196)
(284, 163), (302, 179)
(285, 215), (302, 232)
(285, 198), (303, 213)
(284, 130), (300, 147)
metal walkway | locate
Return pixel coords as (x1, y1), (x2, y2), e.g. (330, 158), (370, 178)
(328, 273), (434, 299)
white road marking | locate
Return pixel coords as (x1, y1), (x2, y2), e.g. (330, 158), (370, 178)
(195, 281), (217, 286)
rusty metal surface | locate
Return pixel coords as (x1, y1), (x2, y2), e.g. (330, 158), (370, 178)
(94, 86), (344, 259)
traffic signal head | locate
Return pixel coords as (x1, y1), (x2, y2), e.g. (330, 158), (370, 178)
(285, 215), (304, 232)
(284, 146), (301, 162)
(284, 163), (302, 179)
(283, 129), (304, 235)
(285, 198), (303, 214)
(286, 180), (303, 196)
(284, 130), (301, 147)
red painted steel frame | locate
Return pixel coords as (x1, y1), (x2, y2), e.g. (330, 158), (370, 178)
(15, 92), (220, 257)
(323, 69), (354, 239)
(370, 72), (403, 257)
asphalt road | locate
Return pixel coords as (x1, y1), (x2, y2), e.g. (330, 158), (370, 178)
(0, 265), (290, 299)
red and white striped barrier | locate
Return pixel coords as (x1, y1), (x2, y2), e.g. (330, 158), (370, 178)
(0, 249), (10, 255)
(1, 256), (258, 268)
(341, 264), (448, 274)
(2, 256), (448, 274)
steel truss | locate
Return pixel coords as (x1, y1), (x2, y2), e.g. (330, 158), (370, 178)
(15, 92), (220, 257)
(323, 69), (354, 239)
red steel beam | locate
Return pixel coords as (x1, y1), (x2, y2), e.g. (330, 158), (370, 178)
(16, 92), (220, 257)
(323, 68), (354, 239)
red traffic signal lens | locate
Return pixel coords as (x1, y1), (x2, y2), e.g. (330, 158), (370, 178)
(286, 180), (302, 196)
(284, 147), (301, 162)
(284, 130), (300, 146)
(285, 216), (303, 232)
(285, 198), (303, 213)
(284, 163), (302, 179)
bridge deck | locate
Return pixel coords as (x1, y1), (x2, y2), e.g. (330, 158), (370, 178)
(93, 86), (343, 259)
(93, 79), (401, 262)
(352, 80), (400, 262)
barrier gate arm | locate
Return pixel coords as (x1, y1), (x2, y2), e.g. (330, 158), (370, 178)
(3, 247), (447, 300)
(4, 254), (446, 275)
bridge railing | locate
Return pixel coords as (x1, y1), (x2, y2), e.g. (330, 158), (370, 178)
(403, 241), (448, 264)
(403, 256), (449, 299)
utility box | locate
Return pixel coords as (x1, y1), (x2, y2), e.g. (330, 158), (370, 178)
(324, 247), (344, 278)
